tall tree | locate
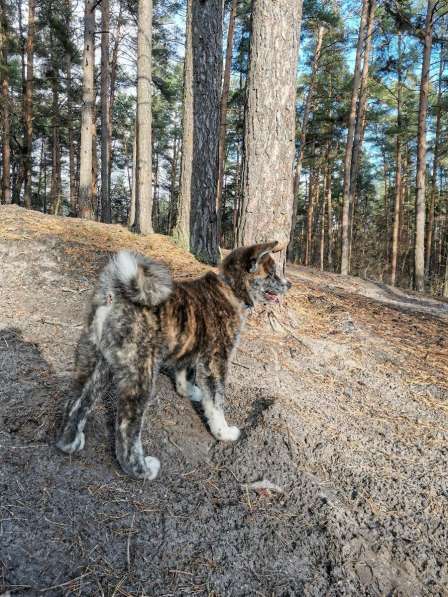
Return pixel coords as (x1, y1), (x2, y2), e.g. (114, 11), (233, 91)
(101, 0), (111, 223)
(78, 0), (96, 219)
(134, 0), (153, 234)
(390, 33), (403, 287)
(189, 0), (223, 263)
(22, 0), (35, 208)
(0, 0), (11, 204)
(425, 42), (443, 276)
(236, 0), (302, 269)
(172, 0), (193, 249)
(340, 0), (369, 275)
(288, 22), (326, 261)
(414, 0), (435, 292)
(217, 0), (238, 239)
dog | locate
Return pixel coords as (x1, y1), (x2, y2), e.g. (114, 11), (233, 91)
(57, 241), (291, 479)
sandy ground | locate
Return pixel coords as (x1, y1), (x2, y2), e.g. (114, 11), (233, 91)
(0, 205), (447, 596)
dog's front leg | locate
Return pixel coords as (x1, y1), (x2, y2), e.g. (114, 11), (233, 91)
(115, 368), (160, 480)
(200, 365), (240, 442)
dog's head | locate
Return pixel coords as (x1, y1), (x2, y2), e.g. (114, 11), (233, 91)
(221, 241), (291, 307)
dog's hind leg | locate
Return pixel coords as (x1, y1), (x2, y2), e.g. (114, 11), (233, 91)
(175, 367), (202, 402)
(56, 356), (109, 454)
(115, 360), (160, 480)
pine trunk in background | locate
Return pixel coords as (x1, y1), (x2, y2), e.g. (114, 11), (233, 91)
(135, 0), (153, 234)
(216, 0), (238, 239)
(78, 0), (96, 219)
(391, 33), (402, 286)
(348, 0), (375, 267)
(189, 0), (222, 264)
(64, 0), (75, 213)
(325, 163), (333, 271)
(288, 23), (325, 262)
(22, 0), (35, 209)
(50, 76), (61, 214)
(128, 134), (137, 227)
(173, 0), (193, 249)
(414, 0), (435, 292)
(109, 0), (124, 199)
(168, 134), (180, 234)
(237, 0), (301, 270)
(340, 0), (369, 275)
(425, 44), (443, 275)
(0, 0), (11, 204)
(101, 0), (111, 223)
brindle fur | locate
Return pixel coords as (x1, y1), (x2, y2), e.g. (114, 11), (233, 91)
(57, 242), (290, 479)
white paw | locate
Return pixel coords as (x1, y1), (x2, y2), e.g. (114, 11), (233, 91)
(215, 425), (241, 442)
(57, 431), (85, 454)
(143, 456), (160, 480)
(189, 385), (203, 402)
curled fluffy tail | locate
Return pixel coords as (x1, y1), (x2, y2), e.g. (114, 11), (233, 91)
(103, 250), (173, 307)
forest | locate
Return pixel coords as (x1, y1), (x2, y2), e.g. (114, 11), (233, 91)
(1, 0), (448, 295)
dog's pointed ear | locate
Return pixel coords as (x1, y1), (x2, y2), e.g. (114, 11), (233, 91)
(247, 241), (281, 272)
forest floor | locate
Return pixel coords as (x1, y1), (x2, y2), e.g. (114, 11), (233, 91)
(0, 205), (447, 597)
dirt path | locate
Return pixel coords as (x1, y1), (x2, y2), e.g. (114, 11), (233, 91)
(1, 206), (447, 596)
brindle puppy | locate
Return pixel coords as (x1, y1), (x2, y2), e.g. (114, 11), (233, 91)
(57, 242), (291, 479)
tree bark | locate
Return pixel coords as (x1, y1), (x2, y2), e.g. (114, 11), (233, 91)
(237, 0), (302, 270)
(78, 0), (96, 219)
(390, 33), (402, 286)
(22, 0), (35, 209)
(216, 0), (238, 240)
(188, 0), (223, 264)
(288, 23), (325, 261)
(172, 0), (193, 249)
(414, 0), (435, 292)
(340, 0), (369, 275)
(0, 0), (11, 204)
(135, 0), (153, 234)
(100, 0), (112, 223)
(325, 161), (333, 271)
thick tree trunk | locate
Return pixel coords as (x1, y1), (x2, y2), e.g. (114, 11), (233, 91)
(0, 1), (11, 204)
(340, 0), (369, 275)
(288, 23), (325, 261)
(237, 0), (302, 270)
(78, 0), (96, 219)
(172, 0), (193, 249)
(390, 33), (402, 287)
(100, 0), (112, 223)
(414, 0), (435, 292)
(22, 0), (35, 209)
(188, 0), (223, 264)
(425, 44), (443, 276)
(135, 0), (153, 234)
(216, 0), (238, 239)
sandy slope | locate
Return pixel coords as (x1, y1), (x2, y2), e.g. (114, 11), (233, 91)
(0, 205), (447, 596)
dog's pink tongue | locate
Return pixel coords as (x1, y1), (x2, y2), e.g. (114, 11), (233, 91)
(266, 291), (280, 303)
